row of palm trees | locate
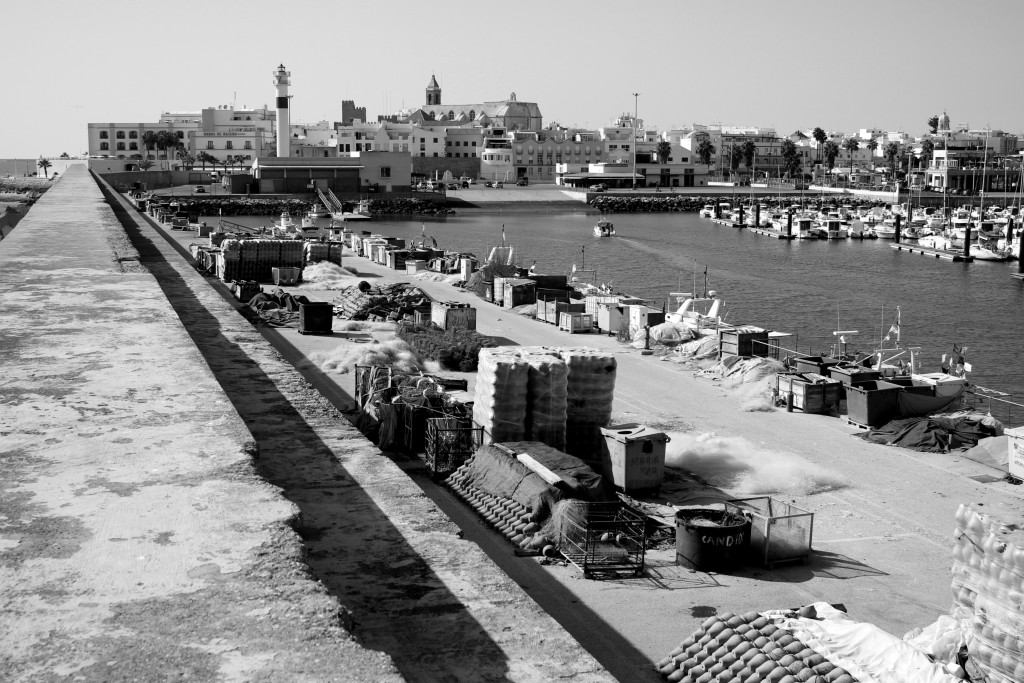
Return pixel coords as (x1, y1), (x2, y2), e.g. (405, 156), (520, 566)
(692, 138), (804, 180)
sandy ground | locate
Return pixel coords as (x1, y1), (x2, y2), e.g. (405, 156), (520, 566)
(160, 222), (1024, 680)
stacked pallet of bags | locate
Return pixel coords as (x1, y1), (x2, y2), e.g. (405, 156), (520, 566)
(473, 349), (529, 444)
(305, 242), (343, 265)
(562, 348), (617, 466)
(256, 240), (281, 282)
(520, 348), (568, 452)
(951, 503), (1024, 682)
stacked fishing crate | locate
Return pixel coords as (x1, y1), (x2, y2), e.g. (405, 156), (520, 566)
(472, 346), (616, 466)
(217, 239), (305, 284)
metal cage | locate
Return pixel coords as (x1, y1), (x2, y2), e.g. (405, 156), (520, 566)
(559, 501), (647, 579)
(425, 417), (482, 479)
(725, 496), (814, 567)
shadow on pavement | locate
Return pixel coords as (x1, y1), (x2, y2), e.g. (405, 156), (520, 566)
(98, 177), (516, 682)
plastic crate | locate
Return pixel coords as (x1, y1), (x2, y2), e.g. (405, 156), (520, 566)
(725, 496), (813, 567)
(272, 266), (301, 285)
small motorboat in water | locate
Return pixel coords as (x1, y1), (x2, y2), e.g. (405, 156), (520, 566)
(594, 218), (616, 237)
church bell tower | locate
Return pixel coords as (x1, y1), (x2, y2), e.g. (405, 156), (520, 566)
(426, 74), (441, 106)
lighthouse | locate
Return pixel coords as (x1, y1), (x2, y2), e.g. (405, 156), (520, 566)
(273, 64), (291, 158)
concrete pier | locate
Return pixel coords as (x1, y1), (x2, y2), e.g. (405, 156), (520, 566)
(0, 165), (610, 682)
(890, 243), (974, 261)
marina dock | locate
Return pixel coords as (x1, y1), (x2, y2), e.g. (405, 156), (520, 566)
(890, 243), (974, 262)
(748, 226), (796, 240)
(709, 217), (743, 228)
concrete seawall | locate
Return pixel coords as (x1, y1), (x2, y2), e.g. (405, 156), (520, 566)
(1, 165), (610, 681)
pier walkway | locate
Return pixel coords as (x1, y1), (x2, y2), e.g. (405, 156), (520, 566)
(0, 165), (609, 682)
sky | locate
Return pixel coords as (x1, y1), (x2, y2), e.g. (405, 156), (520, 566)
(4, 0), (1023, 158)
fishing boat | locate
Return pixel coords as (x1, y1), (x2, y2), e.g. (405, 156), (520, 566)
(818, 217), (848, 240)
(699, 204), (715, 218)
(873, 222), (897, 239)
(307, 203), (330, 219)
(970, 244), (1012, 261)
(333, 198), (372, 222)
(594, 218), (616, 237)
(270, 212), (318, 238)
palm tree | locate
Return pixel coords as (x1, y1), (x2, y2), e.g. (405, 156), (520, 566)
(740, 140), (757, 179)
(920, 139), (935, 169)
(196, 151), (217, 170)
(138, 158), (155, 171)
(822, 141), (840, 172)
(37, 157), (52, 179)
(812, 127), (827, 162)
(141, 131), (158, 161)
(866, 138), (878, 170)
(696, 139), (715, 167)
(176, 148), (195, 170)
(656, 140), (672, 164)
(780, 140), (801, 179)
(883, 142), (901, 182)
(842, 138), (860, 179)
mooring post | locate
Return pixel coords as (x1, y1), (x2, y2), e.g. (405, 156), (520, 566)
(786, 211), (793, 238)
(964, 224), (972, 259)
(737, 204), (744, 226)
(755, 203), (761, 228)
(894, 214), (902, 244)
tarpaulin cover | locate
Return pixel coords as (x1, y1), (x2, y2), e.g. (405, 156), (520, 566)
(857, 415), (999, 452)
(460, 442), (607, 522)
(895, 389), (963, 418)
(769, 603), (961, 683)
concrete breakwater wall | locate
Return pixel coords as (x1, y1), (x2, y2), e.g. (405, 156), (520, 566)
(589, 194), (890, 214)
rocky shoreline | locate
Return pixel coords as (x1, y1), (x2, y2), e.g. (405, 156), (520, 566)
(164, 196), (455, 217)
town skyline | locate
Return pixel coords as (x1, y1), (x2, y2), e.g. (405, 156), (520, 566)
(5, 0), (1024, 159)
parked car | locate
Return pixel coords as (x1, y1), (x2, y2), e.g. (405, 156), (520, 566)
(591, 183), (607, 192)
(194, 185), (206, 193)
(495, 181), (504, 188)
(447, 183), (459, 190)
(516, 178), (528, 186)
(461, 181), (469, 189)
(484, 181), (493, 188)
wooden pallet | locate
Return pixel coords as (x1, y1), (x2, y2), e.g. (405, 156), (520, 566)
(844, 417), (874, 430)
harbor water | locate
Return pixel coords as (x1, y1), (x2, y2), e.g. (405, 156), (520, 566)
(204, 209), (1024, 404)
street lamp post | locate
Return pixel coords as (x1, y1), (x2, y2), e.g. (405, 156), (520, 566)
(632, 92), (639, 191)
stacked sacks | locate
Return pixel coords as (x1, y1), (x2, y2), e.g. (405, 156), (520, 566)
(473, 349), (529, 444)
(562, 348), (617, 465)
(218, 238), (242, 282)
(521, 349), (568, 451)
(952, 503), (1024, 682)
(656, 610), (857, 682)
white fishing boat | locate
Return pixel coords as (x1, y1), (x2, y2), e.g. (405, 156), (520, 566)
(666, 292), (726, 336)
(818, 217), (848, 240)
(699, 204), (715, 218)
(794, 216), (820, 239)
(333, 198), (372, 221)
(270, 211), (318, 238)
(307, 203), (330, 219)
(873, 222), (897, 239)
(917, 234), (953, 250)
(594, 218), (616, 237)
(970, 244), (1012, 261)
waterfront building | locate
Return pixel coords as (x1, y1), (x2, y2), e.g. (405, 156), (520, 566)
(394, 75), (544, 133)
(250, 152), (411, 194)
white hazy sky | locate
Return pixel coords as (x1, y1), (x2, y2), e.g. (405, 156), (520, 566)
(4, 0), (1023, 158)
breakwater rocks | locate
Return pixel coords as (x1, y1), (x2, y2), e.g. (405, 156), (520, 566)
(590, 194), (888, 214)
(168, 196), (454, 217)
(169, 198), (312, 216)
(370, 198), (455, 215)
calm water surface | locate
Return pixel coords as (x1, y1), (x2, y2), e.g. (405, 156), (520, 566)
(206, 209), (1024, 399)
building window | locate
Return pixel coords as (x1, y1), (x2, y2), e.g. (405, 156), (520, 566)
(99, 142), (109, 150)
(244, 141), (252, 149)
(380, 167), (391, 178)
(433, 138), (438, 143)
(99, 131), (108, 139)
(472, 152), (477, 158)
(129, 142), (138, 150)
(177, 131), (184, 139)
(469, 110), (476, 119)
(207, 141), (214, 149)
(116, 131), (125, 139)
(433, 152), (438, 157)
(129, 131), (138, 139)
(115, 142), (125, 150)
(225, 141), (233, 149)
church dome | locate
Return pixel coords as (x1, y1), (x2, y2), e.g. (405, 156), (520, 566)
(938, 111), (950, 131)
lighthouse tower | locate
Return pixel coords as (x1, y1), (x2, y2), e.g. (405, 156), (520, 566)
(273, 64), (291, 158)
